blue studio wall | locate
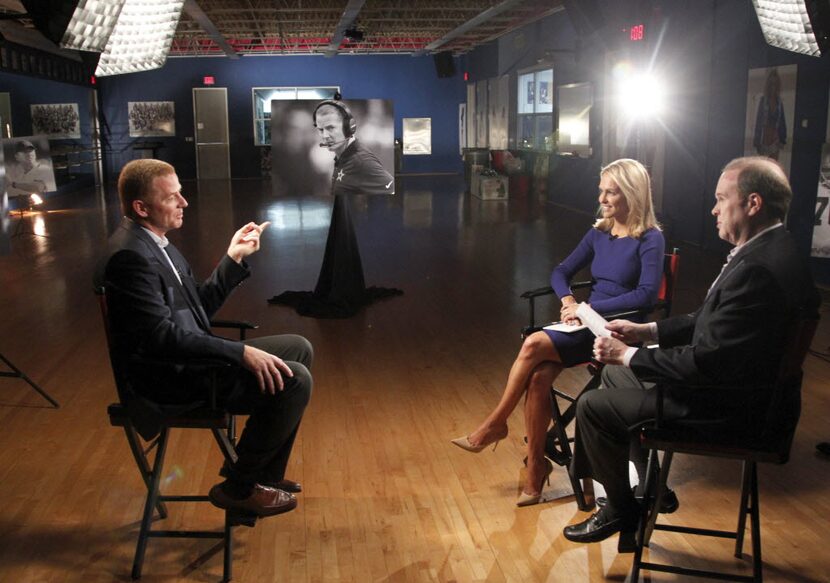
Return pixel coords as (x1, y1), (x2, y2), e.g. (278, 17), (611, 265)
(0, 70), (95, 198)
(97, 54), (466, 182)
(464, 0), (830, 283)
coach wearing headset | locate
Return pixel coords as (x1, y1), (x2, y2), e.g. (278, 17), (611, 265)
(314, 100), (395, 196)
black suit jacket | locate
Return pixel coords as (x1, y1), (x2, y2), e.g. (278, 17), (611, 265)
(94, 218), (250, 418)
(630, 226), (819, 441)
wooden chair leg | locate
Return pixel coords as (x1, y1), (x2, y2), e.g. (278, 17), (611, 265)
(548, 389), (590, 510)
(645, 451), (673, 545)
(212, 427), (239, 465)
(632, 448), (657, 582)
(735, 460), (751, 557)
(122, 425), (168, 519)
(223, 512), (233, 582)
(749, 463), (763, 582)
(132, 427), (169, 580)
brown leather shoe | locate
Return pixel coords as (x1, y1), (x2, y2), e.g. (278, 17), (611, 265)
(263, 478), (302, 493)
(209, 482), (297, 517)
(218, 462), (302, 493)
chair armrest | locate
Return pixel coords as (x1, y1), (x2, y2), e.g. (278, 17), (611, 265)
(521, 325), (544, 338)
(520, 279), (593, 331)
(128, 354), (234, 374)
(127, 355), (237, 410)
(519, 279), (592, 300)
(602, 298), (668, 322)
(520, 286), (554, 300)
(210, 319), (258, 341)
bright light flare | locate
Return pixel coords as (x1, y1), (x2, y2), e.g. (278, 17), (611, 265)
(30, 193), (44, 206)
(618, 72), (666, 120)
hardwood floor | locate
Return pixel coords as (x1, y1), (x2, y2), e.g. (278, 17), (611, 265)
(1, 175), (829, 582)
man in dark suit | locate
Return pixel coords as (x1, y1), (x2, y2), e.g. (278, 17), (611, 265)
(96, 159), (312, 519)
(563, 156), (819, 550)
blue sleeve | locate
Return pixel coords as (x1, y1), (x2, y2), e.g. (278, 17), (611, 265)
(590, 229), (666, 314)
(551, 229), (595, 298)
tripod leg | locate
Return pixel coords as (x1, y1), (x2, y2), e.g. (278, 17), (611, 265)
(0, 351), (59, 408)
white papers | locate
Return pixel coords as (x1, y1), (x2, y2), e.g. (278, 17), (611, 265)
(575, 303), (611, 338)
(542, 303), (610, 337)
(543, 322), (588, 333)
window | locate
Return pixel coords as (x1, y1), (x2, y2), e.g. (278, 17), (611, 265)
(517, 68), (554, 151)
(557, 82), (593, 157)
(252, 86), (339, 145)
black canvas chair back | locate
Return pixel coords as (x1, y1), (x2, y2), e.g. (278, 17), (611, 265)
(519, 250), (680, 510)
(630, 314), (819, 583)
(95, 286), (247, 582)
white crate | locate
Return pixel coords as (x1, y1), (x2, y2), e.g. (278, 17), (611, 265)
(476, 175), (509, 200)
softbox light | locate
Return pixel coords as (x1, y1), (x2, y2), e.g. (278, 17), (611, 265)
(752, 0), (830, 57)
(95, 0), (185, 77)
(21, 0), (125, 52)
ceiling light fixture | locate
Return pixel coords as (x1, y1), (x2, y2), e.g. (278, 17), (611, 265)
(95, 0), (185, 77)
(752, 0), (830, 56)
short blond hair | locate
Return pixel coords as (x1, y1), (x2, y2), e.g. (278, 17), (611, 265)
(594, 158), (660, 238)
(118, 159), (175, 219)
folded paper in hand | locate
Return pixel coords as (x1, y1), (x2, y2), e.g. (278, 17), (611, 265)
(543, 322), (588, 333)
(542, 303), (611, 337)
(575, 303), (611, 338)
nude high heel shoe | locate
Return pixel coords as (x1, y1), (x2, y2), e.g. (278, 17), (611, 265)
(451, 427), (508, 453)
(516, 458), (554, 507)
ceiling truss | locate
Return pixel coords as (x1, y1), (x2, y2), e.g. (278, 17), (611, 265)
(170, 0), (562, 56)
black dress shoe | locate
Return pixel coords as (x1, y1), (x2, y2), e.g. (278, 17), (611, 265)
(209, 481), (297, 517)
(563, 505), (638, 551)
(596, 487), (679, 514)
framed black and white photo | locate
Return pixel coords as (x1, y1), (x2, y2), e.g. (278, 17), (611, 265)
(403, 117), (431, 155)
(128, 101), (176, 137)
(2, 135), (57, 198)
(268, 99), (394, 196)
(30, 103), (80, 139)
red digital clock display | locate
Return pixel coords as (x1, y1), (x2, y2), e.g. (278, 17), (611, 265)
(630, 24), (645, 41)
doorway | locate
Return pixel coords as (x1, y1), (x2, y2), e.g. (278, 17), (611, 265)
(192, 87), (230, 179)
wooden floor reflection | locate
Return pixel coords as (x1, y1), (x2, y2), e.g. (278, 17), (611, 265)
(0, 175), (829, 582)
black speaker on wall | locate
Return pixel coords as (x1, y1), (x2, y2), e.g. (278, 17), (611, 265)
(563, 0), (606, 36)
(433, 51), (456, 78)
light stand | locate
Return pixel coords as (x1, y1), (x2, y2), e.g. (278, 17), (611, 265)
(11, 194), (49, 239)
(0, 350), (59, 407)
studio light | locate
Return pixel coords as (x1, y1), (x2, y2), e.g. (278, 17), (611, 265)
(60, 0), (127, 52)
(752, 0), (830, 56)
(29, 194), (44, 207)
(95, 0), (185, 77)
(21, 0), (125, 52)
(615, 65), (666, 120)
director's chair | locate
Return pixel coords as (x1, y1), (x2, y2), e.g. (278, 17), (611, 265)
(97, 287), (257, 582)
(519, 249), (680, 510)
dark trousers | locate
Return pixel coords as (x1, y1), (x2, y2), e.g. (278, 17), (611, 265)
(222, 334), (313, 486)
(570, 365), (682, 516)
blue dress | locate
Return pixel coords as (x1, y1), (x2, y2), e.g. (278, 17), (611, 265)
(544, 227), (665, 366)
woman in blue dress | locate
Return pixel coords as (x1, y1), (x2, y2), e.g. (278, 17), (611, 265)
(452, 158), (665, 506)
